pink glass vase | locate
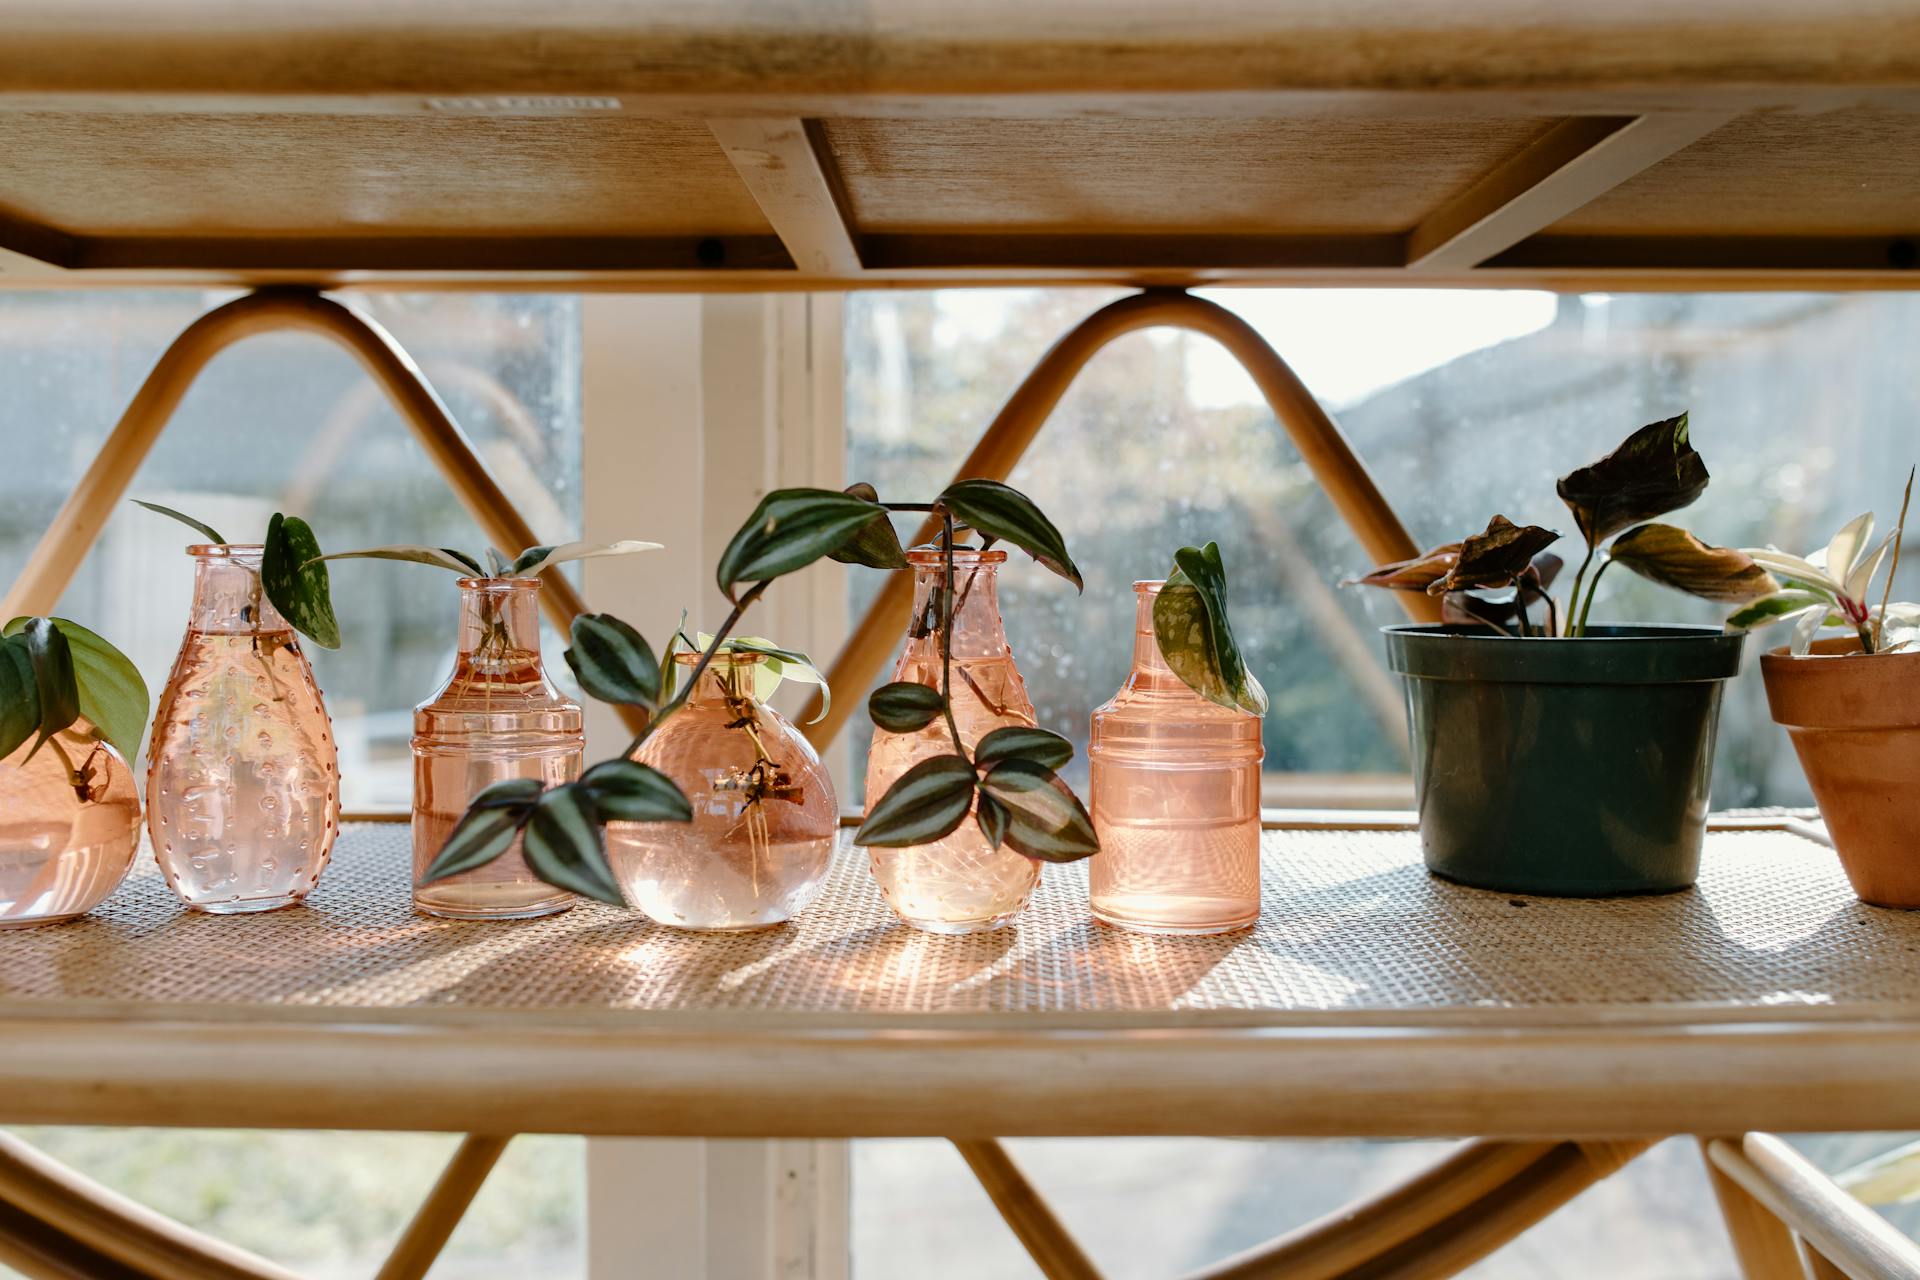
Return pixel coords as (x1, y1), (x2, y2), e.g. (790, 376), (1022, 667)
(608, 652), (836, 930)
(0, 722), (141, 926)
(147, 544), (340, 913)
(865, 548), (1042, 933)
(412, 578), (582, 920)
(1087, 581), (1263, 934)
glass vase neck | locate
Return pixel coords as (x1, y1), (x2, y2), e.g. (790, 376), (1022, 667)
(677, 651), (767, 705)
(185, 544), (288, 634)
(1130, 580), (1176, 677)
(904, 547), (1009, 661)
(454, 577), (548, 680)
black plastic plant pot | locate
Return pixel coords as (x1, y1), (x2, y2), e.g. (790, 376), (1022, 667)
(1382, 624), (1746, 897)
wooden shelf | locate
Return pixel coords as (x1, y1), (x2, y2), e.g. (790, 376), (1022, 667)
(4, 2), (1920, 289)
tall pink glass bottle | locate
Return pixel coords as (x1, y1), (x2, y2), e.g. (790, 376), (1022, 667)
(148, 544), (340, 913)
(0, 722), (141, 925)
(865, 548), (1041, 933)
(412, 578), (582, 920)
(1087, 581), (1263, 934)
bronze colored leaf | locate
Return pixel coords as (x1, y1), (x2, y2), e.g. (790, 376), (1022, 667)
(1427, 517), (1561, 596)
(1555, 412), (1708, 549)
(1347, 543), (1461, 592)
(1608, 523), (1779, 603)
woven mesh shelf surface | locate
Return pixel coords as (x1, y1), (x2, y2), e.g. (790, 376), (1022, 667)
(0, 823), (1910, 1030)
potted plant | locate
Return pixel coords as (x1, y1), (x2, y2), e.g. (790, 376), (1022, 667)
(1351, 413), (1774, 896)
(1729, 471), (1920, 907)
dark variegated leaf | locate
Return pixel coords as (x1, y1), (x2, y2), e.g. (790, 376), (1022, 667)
(975, 792), (1011, 851)
(5, 617), (149, 761)
(578, 758), (692, 823)
(132, 500), (227, 546)
(20, 617), (78, 760)
(868, 681), (945, 733)
(1609, 523), (1779, 603)
(1345, 542), (1461, 592)
(0, 634), (39, 760)
(1428, 516), (1560, 596)
(1555, 412), (1708, 549)
(937, 479), (1083, 592)
(521, 783), (625, 905)
(508, 539), (663, 578)
(262, 514), (341, 649)
(1153, 542), (1267, 716)
(565, 613), (660, 708)
(853, 754), (977, 848)
(977, 759), (1100, 863)
(973, 725), (1073, 771)
(309, 545), (485, 575)
(828, 482), (910, 570)
(716, 488), (891, 598)
(418, 778), (544, 883)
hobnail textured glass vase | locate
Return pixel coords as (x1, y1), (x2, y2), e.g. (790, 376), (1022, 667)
(147, 544), (340, 913)
(1087, 581), (1263, 934)
(412, 578), (582, 920)
(608, 653), (836, 930)
(865, 548), (1042, 933)
(0, 722), (141, 926)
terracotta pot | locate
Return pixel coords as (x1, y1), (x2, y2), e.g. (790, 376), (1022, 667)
(1761, 637), (1920, 908)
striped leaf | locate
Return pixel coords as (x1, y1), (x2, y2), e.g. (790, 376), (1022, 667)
(938, 480), (1083, 592)
(973, 725), (1073, 771)
(716, 488), (890, 598)
(867, 681), (945, 733)
(578, 759), (691, 823)
(854, 754), (977, 848)
(827, 483), (910, 570)
(522, 783), (626, 906)
(418, 778), (543, 883)
(977, 759), (1099, 863)
(975, 792), (1011, 851)
(565, 613), (660, 708)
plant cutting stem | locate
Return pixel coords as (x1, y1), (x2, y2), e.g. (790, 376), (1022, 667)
(624, 578), (772, 757)
(939, 512), (966, 758)
(1876, 467), (1915, 653)
(1572, 556), (1613, 637)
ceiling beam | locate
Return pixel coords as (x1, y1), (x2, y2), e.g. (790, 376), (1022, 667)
(1404, 112), (1738, 272)
(708, 117), (862, 275)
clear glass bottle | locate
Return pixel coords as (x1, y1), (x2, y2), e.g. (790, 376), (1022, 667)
(148, 544), (340, 913)
(1088, 580), (1263, 934)
(865, 548), (1041, 933)
(0, 722), (141, 926)
(608, 652), (836, 930)
(412, 578), (582, 920)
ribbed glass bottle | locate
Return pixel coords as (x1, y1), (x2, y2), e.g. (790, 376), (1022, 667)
(0, 722), (141, 925)
(1087, 581), (1263, 934)
(412, 578), (582, 920)
(147, 544), (340, 913)
(864, 548), (1041, 933)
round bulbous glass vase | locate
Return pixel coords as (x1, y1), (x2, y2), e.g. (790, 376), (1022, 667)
(864, 548), (1042, 934)
(0, 721), (142, 926)
(1088, 581), (1264, 934)
(147, 545), (340, 914)
(412, 578), (582, 921)
(608, 653), (836, 931)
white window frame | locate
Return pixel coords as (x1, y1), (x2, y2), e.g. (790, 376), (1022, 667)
(579, 292), (852, 1280)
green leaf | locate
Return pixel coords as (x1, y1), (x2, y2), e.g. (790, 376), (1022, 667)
(0, 635), (39, 760)
(977, 759), (1100, 863)
(1427, 516), (1560, 596)
(309, 545), (486, 575)
(509, 539), (664, 578)
(716, 488), (890, 598)
(974, 725), (1073, 771)
(1609, 523), (1779, 603)
(937, 479), (1083, 592)
(484, 547), (509, 577)
(578, 759), (692, 823)
(853, 754), (977, 848)
(418, 778), (543, 884)
(565, 613), (660, 708)
(1555, 412), (1708, 551)
(1345, 542), (1461, 592)
(521, 783), (625, 906)
(5, 617), (149, 762)
(975, 792), (1011, 851)
(262, 514), (341, 649)
(1726, 590), (1833, 631)
(1152, 542), (1268, 716)
(867, 681), (945, 733)
(827, 483), (910, 570)
(20, 617), (79, 761)
(697, 633), (831, 723)
(132, 499), (227, 546)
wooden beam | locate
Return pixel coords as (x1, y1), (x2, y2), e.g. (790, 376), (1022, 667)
(1406, 112), (1737, 271)
(708, 118), (862, 275)
(1706, 1135), (1920, 1280)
